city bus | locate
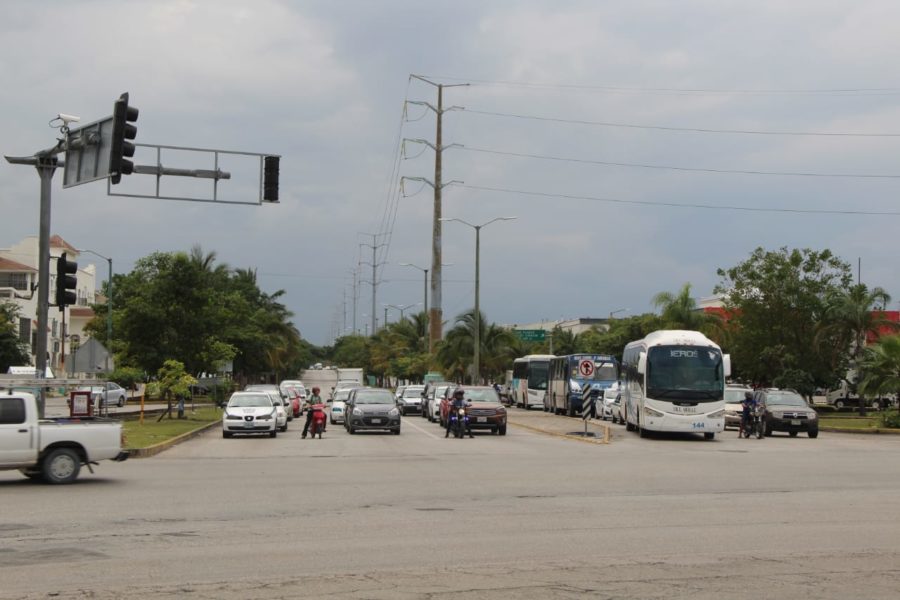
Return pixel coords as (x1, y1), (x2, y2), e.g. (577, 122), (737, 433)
(511, 354), (555, 409)
(621, 330), (730, 440)
(547, 354), (619, 417)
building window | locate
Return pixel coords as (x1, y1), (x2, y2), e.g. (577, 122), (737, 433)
(19, 318), (31, 344)
(52, 318), (58, 337)
(0, 272), (28, 290)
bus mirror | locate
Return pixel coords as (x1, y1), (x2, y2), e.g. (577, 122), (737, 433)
(723, 354), (732, 378)
(637, 352), (647, 375)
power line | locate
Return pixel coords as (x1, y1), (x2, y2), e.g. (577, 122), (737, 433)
(419, 75), (900, 96)
(462, 146), (900, 179)
(459, 183), (900, 216)
(464, 108), (900, 137)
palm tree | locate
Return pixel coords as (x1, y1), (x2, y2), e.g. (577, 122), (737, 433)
(652, 283), (722, 341)
(858, 335), (900, 403)
(436, 309), (516, 384)
(822, 284), (895, 415)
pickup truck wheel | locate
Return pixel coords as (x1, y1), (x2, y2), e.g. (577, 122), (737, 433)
(42, 448), (81, 484)
(835, 399), (845, 410)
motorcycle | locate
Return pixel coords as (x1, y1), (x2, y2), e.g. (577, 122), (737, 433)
(308, 403), (327, 439)
(448, 405), (471, 438)
(742, 406), (765, 439)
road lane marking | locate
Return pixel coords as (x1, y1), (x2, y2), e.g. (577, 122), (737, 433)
(403, 417), (442, 439)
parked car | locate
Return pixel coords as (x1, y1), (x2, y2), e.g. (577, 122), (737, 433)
(599, 383), (621, 421)
(222, 392), (278, 438)
(753, 388), (819, 438)
(397, 385), (425, 415)
(344, 388), (401, 434)
(724, 384), (753, 429)
(74, 383), (128, 408)
(328, 387), (355, 424)
(452, 386), (507, 435)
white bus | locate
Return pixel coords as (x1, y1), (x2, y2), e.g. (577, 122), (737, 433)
(512, 354), (555, 409)
(621, 330), (730, 440)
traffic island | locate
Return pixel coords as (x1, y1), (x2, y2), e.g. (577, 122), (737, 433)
(507, 408), (611, 444)
(124, 407), (221, 457)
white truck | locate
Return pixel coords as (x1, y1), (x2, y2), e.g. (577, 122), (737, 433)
(0, 391), (128, 484)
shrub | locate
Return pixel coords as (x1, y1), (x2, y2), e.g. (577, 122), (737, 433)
(881, 411), (900, 429)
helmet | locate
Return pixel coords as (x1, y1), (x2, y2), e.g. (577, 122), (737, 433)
(313, 386), (320, 394)
(453, 388), (465, 397)
(744, 391), (753, 400)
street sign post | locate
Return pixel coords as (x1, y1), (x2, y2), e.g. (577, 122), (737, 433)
(515, 329), (546, 342)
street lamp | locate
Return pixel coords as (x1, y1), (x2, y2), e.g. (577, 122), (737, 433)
(385, 303), (420, 322)
(78, 248), (113, 372)
(441, 216), (517, 384)
(609, 308), (629, 320)
(399, 262), (452, 319)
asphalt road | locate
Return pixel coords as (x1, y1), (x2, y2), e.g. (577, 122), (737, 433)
(2, 409), (900, 599)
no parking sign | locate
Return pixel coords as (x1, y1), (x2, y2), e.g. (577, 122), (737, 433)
(578, 359), (595, 378)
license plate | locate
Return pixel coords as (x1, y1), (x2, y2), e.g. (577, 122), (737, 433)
(477, 417), (487, 423)
(244, 421), (254, 428)
(791, 419), (801, 426)
(371, 418), (382, 424)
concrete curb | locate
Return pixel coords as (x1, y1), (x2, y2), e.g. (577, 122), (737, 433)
(819, 426), (900, 435)
(127, 420), (220, 458)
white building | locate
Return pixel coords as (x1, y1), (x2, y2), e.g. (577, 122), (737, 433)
(505, 317), (611, 335)
(0, 235), (99, 374)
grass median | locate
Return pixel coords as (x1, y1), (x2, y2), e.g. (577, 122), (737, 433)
(818, 410), (900, 431)
(122, 406), (221, 450)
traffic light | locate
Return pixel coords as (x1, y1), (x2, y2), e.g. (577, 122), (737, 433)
(55, 252), (78, 311)
(263, 155), (280, 202)
(109, 92), (139, 184)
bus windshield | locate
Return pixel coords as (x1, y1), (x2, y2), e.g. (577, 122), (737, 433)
(528, 362), (550, 390)
(574, 361), (617, 382)
(647, 345), (723, 402)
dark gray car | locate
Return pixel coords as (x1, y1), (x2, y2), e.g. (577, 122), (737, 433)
(344, 388), (401, 435)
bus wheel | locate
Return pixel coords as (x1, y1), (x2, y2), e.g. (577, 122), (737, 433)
(638, 423), (649, 438)
(567, 402), (575, 418)
(704, 432), (715, 440)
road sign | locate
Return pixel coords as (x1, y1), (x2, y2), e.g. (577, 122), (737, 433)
(515, 329), (546, 342)
(579, 359), (595, 378)
(63, 116), (115, 188)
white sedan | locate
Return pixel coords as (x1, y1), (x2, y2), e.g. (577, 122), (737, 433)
(328, 387), (354, 424)
(222, 392), (278, 438)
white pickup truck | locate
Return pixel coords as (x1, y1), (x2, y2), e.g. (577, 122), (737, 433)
(0, 391), (128, 484)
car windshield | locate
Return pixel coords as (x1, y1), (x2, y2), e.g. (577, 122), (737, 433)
(403, 387), (425, 398)
(647, 345), (724, 402)
(333, 390), (351, 401)
(724, 389), (750, 403)
(765, 392), (808, 407)
(462, 388), (500, 403)
(228, 394), (272, 408)
(354, 390), (395, 404)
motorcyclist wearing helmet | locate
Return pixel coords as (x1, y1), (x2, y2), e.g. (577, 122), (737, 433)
(302, 386), (323, 438)
(445, 387), (474, 438)
(740, 390), (755, 437)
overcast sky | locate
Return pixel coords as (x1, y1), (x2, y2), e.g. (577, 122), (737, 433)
(3, 0), (900, 345)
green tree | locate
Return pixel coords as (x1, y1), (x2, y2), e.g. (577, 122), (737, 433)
(716, 247), (853, 393)
(435, 309), (516, 384)
(0, 300), (29, 371)
(147, 360), (196, 420)
(576, 314), (663, 358)
(859, 335), (900, 402)
(652, 283), (723, 341)
(820, 284), (895, 415)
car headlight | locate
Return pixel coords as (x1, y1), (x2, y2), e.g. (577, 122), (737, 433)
(643, 406), (665, 418)
(772, 411), (784, 419)
(496, 407), (506, 414)
(807, 412), (818, 420)
(353, 408), (363, 416)
(707, 409), (725, 419)
(225, 413), (242, 420)
(388, 407), (399, 417)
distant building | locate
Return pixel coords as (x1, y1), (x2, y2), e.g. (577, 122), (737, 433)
(505, 317), (611, 335)
(0, 235), (100, 375)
